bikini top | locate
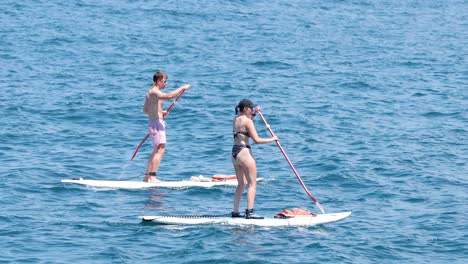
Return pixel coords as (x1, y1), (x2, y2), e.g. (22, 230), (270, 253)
(233, 130), (250, 139)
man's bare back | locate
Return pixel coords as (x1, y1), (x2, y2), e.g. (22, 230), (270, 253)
(144, 86), (164, 121)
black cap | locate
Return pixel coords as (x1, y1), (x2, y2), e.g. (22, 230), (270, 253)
(238, 99), (257, 109)
(236, 99), (257, 114)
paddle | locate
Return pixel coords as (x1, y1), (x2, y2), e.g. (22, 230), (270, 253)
(257, 110), (325, 214)
(130, 89), (186, 160)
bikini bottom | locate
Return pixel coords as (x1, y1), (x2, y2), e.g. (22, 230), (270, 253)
(232, 144), (251, 160)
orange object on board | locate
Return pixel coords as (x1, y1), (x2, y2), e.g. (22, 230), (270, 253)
(275, 208), (316, 218)
(211, 175), (237, 181)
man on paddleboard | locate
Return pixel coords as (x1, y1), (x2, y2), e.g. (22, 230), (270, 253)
(143, 71), (191, 182)
(231, 99), (277, 219)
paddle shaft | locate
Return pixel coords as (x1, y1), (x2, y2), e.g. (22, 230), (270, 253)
(130, 90), (186, 160)
(257, 111), (325, 214)
(164, 89), (186, 116)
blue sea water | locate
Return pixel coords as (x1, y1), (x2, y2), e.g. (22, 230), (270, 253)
(1, 0), (467, 263)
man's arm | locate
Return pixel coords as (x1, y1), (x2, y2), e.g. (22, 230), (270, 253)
(156, 84), (191, 100)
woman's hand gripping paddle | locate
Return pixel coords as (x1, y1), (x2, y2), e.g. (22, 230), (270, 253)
(130, 90), (186, 160)
(257, 110), (325, 214)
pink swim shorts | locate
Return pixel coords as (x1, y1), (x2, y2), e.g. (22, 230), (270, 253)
(148, 120), (166, 148)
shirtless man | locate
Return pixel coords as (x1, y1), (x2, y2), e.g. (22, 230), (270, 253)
(143, 71), (191, 182)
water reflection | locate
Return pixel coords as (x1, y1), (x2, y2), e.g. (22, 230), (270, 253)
(144, 189), (166, 210)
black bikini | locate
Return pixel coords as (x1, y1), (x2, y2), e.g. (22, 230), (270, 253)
(234, 130), (250, 138)
(232, 131), (251, 160)
(232, 144), (251, 159)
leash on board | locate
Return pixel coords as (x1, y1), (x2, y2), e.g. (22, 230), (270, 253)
(130, 90), (186, 160)
(257, 110), (325, 214)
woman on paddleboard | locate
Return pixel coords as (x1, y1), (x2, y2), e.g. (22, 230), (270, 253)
(231, 99), (277, 219)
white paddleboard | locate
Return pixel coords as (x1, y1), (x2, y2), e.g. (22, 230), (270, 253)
(61, 175), (264, 189)
(141, 211), (351, 227)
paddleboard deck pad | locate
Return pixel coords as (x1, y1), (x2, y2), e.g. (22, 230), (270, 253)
(141, 211), (351, 227)
(61, 175), (263, 189)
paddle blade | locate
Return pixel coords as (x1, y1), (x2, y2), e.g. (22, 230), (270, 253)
(316, 202), (325, 214)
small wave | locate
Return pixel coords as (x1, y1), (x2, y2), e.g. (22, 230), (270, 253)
(251, 60), (293, 69)
(422, 111), (461, 118)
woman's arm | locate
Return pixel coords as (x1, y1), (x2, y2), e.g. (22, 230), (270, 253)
(247, 120), (277, 144)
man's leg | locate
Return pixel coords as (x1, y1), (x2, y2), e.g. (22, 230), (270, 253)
(144, 144), (166, 182)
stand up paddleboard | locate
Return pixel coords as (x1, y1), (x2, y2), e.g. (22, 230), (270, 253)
(141, 211), (351, 227)
(61, 175), (263, 189)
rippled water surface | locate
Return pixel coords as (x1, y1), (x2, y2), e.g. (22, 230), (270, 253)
(1, 0), (467, 263)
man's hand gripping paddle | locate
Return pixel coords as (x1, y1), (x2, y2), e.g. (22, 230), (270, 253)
(130, 90), (186, 160)
(257, 110), (325, 214)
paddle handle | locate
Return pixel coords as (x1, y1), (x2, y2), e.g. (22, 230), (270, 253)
(257, 111), (325, 214)
(130, 89), (186, 160)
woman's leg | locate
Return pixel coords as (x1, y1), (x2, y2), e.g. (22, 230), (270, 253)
(232, 157), (246, 214)
(236, 149), (257, 210)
